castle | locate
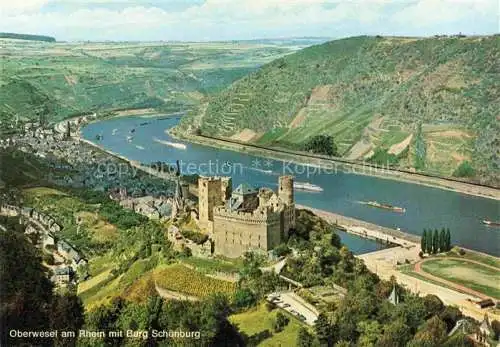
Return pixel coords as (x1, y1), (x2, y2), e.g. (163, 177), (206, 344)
(197, 175), (296, 258)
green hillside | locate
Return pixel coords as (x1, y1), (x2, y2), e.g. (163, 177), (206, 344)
(0, 40), (299, 125)
(180, 35), (499, 185)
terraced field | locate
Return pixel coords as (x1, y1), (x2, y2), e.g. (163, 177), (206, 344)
(181, 35), (500, 185)
(154, 264), (236, 298)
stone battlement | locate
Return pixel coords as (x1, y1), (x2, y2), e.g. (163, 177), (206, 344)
(214, 206), (281, 224)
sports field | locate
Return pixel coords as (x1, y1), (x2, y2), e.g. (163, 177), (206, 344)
(418, 258), (500, 299)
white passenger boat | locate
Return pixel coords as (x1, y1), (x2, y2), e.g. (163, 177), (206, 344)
(293, 182), (323, 192)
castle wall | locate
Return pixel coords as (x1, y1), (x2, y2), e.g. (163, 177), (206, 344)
(213, 208), (281, 258)
(282, 204), (296, 239)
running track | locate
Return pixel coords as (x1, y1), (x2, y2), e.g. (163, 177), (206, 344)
(414, 257), (499, 300)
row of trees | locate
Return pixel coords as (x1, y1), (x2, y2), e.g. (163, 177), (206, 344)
(421, 228), (452, 254)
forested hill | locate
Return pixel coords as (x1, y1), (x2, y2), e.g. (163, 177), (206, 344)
(181, 35), (499, 186)
(0, 32), (56, 42)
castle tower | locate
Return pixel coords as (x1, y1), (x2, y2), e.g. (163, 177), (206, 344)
(258, 188), (273, 208)
(198, 176), (223, 231)
(278, 176), (294, 205)
(221, 177), (232, 200)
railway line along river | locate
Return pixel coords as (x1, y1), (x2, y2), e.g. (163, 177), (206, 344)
(82, 115), (500, 256)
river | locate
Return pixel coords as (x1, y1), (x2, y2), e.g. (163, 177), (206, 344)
(82, 115), (500, 256)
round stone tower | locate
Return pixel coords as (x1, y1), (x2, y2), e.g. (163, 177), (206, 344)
(278, 175), (294, 205)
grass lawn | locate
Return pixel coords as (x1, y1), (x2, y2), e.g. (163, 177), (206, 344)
(24, 187), (69, 197)
(230, 302), (305, 346)
(78, 268), (113, 295)
(421, 258), (500, 299)
(446, 248), (500, 268)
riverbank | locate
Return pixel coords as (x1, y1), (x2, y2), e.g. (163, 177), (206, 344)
(170, 130), (500, 201)
(297, 204), (421, 247)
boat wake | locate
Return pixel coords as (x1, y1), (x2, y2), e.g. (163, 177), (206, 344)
(153, 137), (187, 150)
(243, 166), (275, 175)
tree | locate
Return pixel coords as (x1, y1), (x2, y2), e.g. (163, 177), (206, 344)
(439, 306), (462, 332)
(432, 229), (440, 254)
(85, 297), (125, 346)
(377, 319), (411, 347)
(273, 243), (292, 257)
(0, 230), (53, 346)
(42, 252), (55, 265)
(423, 295), (444, 319)
(297, 327), (315, 347)
(425, 230), (433, 254)
(232, 288), (257, 309)
(453, 161), (475, 177)
(408, 316), (447, 347)
(445, 228), (451, 251)
(303, 135), (338, 156)
(442, 333), (474, 347)
(66, 120), (71, 138)
(50, 293), (85, 347)
(491, 320), (500, 340)
(315, 312), (333, 346)
(274, 311), (290, 332)
(357, 320), (382, 346)
(440, 228), (446, 253)
(421, 230), (427, 253)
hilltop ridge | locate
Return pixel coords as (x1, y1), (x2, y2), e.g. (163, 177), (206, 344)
(178, 35), (499, 186)
(0, 32), (56, 42)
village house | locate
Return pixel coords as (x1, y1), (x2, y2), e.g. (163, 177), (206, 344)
(49, 223), (61, 233)
(57, 240), (86, 269)
(24, 224), (39, 235)
(52, 267), (72, 287)
(42, 233), (56, 248)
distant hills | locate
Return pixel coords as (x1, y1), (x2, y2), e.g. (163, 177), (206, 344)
(0, 32), (56, 42)
(179, 35), (500, 185)
(0, 40), (299, 132)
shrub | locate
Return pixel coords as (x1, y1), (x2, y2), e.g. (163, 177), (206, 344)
(265, 301), (276, 311)
(303, 135), (338, 156)
(273, 243), (291, 257)
(274, 311), (289, 332)
(180, 229), (209, 245)
(232, 288), (257, 309)
(453, 161), (475, 178)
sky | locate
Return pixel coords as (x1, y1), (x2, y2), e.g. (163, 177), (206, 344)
(0, 0), (498, 41)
